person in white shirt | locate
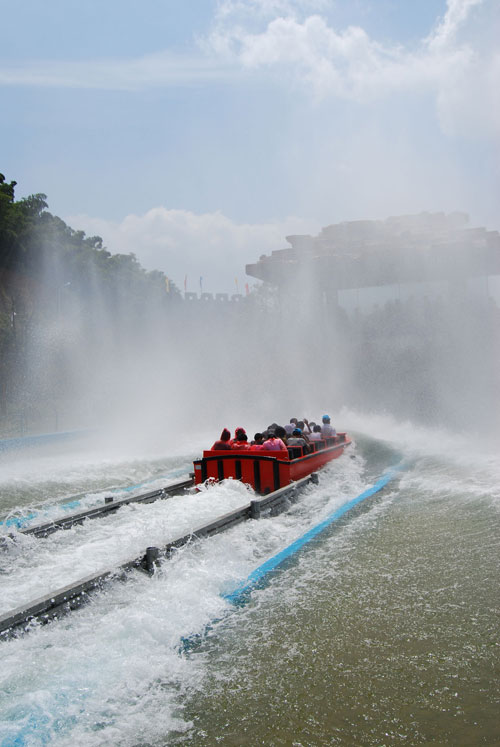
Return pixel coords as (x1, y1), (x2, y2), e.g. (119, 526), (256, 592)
(308, 425), (323, 441)
(321, 415), (336, 438)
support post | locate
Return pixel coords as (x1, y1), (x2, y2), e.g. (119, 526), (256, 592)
(146, 546), (160, 574)
(250, 500), (261, 519)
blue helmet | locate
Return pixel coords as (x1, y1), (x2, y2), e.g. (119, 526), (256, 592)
(322, 415), (330, 422)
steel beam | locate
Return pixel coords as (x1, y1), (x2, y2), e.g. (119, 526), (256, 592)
(18, 477), (194, 539)
(0, 474), (316, 639)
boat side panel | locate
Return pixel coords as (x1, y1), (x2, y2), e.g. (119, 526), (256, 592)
(289, 441), (351, 481)
(194, 451), (291, 494)
(193, 438), (351, 493)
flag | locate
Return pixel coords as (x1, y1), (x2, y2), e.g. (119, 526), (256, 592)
(165, 277), (170, 293)
(245, 283), (249, 296)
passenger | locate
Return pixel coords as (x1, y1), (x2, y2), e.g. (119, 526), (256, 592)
(232, 432), (250, 450)
(250, 433), (265, 451)
(297, 421), (311, 443)
(308, 424), (323, 441)
(287, 428), (310, 453)
(321, 415), (337, 438)
(211, 428), (232, 450)
(284, 418), (298, 436)
(262, 432), (287, 451)
(301, 418), (313, 435)
(230, 427), (246, 445)
(274, 425), (288, 444)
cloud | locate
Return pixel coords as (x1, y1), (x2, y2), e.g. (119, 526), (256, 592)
(209, 15), (406, 98)
(0, 51), (233, 90)
(1, 0), (497, 140)
(206, 0), (499, 139)
(64, 208), (314, 294)
(426, 0), (483, 51)
(214, 0), (329, 22)
(0, 1), (326, 91)
(209, 0), (476, 96)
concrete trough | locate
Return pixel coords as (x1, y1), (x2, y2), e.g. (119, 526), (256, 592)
(17, 477), (194, 539)
(0, 473), (317, 639)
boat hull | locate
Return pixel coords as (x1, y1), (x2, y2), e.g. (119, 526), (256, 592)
(193, 434), (351, 494)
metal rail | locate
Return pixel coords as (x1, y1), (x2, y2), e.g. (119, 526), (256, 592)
(10, 477), (194, 539)
(0, 473), (317, 639)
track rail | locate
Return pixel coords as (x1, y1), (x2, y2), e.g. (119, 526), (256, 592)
(8, 477), (194, 539)
(0, 473), (317, 639)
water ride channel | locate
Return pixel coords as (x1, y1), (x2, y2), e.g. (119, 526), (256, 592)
(1, 426), (499, 745)
(0, 433), (354, 639)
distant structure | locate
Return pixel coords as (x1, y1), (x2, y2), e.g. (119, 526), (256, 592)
(245, 212), (500, 298)
(183, 292), (243, 304)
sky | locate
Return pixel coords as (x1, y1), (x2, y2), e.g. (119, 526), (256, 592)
(1, 0), (499, 294)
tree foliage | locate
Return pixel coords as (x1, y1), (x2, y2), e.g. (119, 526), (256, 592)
(0, 172), (179, 302)
(0, 172), (180, 420)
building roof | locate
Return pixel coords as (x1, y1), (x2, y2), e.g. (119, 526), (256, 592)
(246, 212), (500, 290)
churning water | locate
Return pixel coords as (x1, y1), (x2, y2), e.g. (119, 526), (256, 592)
(0, 417), (499, 746)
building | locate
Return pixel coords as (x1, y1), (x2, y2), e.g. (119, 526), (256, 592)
(245, 213), (500, 303)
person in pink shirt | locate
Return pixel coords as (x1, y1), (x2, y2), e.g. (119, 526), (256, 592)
(262, 432), (287, 451)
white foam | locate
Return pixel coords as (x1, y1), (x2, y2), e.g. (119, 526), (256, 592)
(1, 423), (498, 745)
(0, 454), (365, 745)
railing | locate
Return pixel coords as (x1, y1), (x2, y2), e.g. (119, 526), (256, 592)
(0, 472), (317, 639)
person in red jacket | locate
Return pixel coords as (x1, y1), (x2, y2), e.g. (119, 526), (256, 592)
(250, 433), (265, 451)
(211, 428), (232, 450)
(232, 433), (251, 450)
(230, 427), (246, 445)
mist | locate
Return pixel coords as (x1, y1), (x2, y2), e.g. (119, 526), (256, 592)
(2, 0), (500, 456)
(2, 208), (495, 460)
(248, 212), (500, 440)
(2, 5), (500, 746)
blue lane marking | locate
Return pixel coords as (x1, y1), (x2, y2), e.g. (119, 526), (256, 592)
(181, 462), (405, 651)
(0, 694), (78, 746)
(0, 466), (192, 744)
(0, 430), (90, 454)
(0, 468), (190, 531)
(225, 463), (404, 605)
(2, 464), (404, 744)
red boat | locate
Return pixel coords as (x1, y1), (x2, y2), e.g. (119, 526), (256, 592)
(193, 433), (352, 495)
